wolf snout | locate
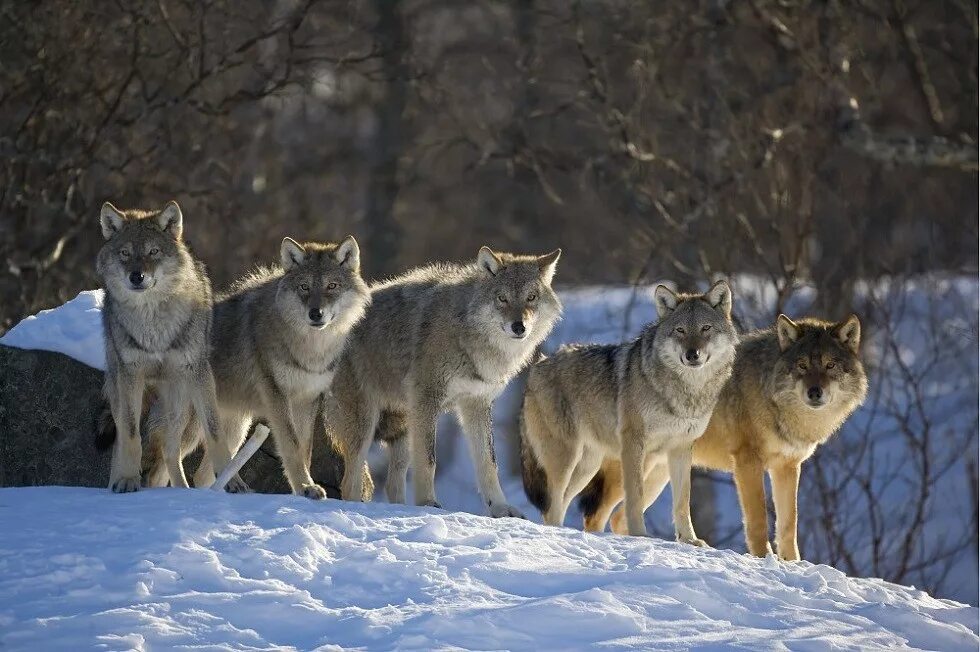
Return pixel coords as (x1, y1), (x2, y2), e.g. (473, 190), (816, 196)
(308, 307), (328, 327)
(511, 320), (526, 337)
(682, 348), (706, 367)
(806, 386), (827, 407)
(128, 271), (147, 290)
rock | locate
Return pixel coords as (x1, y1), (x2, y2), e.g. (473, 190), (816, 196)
(0, 344), (372, 499)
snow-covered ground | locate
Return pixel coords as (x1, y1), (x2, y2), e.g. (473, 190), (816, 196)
(0, 487), (976, 651)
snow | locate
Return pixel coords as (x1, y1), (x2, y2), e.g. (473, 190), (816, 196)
(0, 289), (105, 370)
(0, 487), (976, 651)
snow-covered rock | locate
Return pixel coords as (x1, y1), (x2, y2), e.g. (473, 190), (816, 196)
(0, 487), (975, 651)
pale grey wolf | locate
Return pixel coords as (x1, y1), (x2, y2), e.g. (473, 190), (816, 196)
(328, 246), (562, 517)
(96, 201), (221, 492)
(521, 281), (737, 542)
(580, 314), (867, 561)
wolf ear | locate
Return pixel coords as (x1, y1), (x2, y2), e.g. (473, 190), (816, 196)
(478, 246), (502, 276)
(156, 201), (183, 240)
(100, 202), (125, 240)
(834, 314), (861, 354)
(335, 235), (360, 271)
(776, 314), (800, 352)
(281, 237), (306, 270)
(654, 284), (679, 318)
(705, 279), (733, 320)
(537, 248), (561, 285)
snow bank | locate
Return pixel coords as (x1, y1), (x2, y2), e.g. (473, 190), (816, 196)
(0, 487), (975, 651)
(0, 290), (105, 370)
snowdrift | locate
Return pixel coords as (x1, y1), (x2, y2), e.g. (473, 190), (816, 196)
(0, 487), (976, 651)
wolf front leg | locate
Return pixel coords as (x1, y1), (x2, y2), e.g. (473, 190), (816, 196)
(266, 392), (326, 500)
(409, 399), (441, 508)
(106, 370), (145, 493)
(733, 451), (772, 556)
(620, 432), (649, 537)
(666, 444), (707, 546)
(769, 462), (802, 561)
(455, 397), (524, 518)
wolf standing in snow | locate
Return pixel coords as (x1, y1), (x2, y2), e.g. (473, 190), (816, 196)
(580, 314), (867, 561)
(143, 236), (371, 498)
(96, 201), (223, 492)
(521, 281), (737, 541)
(327, 246), (562, 517)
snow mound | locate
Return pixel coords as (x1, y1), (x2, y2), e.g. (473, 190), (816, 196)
(0, 290), (105, 370)
(0, 488), (975, 651)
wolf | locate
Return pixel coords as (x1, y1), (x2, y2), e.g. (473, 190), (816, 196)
(579, 314), (867, 561)
(96, 200), (223, 492)
(141, 236), (371, 498)
(520, 280), (737, 542)
(327, 246), (562, 517)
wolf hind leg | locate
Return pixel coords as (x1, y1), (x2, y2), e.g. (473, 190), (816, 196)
(385, 435), (410, 504)
(455, 397), (522, 518)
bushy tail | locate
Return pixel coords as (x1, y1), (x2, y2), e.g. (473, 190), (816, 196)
(93, 399), (116, 451)
(577, 469), (607, 520)
(519, 394), (550, 514)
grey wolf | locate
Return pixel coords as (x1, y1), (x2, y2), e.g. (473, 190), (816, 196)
(142, 236), (371, 498)
(96, 200), (221, 492)
(327, 246), (562, 517)
(580, 314), (867, 561)
(521, 280), (737, 541)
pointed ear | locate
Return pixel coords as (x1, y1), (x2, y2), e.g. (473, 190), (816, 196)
(156, 201), (183, 240)
(280, 237), (306, 270)
(100, 202), (125, 240)
(834, 314), (861, 354)
(705, 279), (733, 320)
(537, 248), (561, 285)
(477, 246), (502, 276)
(335, 235), (360, 271)
(654, 284), (679, 318)
(776, 314), (800, 352)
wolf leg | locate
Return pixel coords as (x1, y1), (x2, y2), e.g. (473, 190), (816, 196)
(332, 397), (379, 502)
(269, 398), (324, 499)
(455, 397), (523, 518)
(769, 462), (801, 561)
(667, 445), (706, 546)
(408, 400), (441, 508)
(620, 428), (650, 537)
(610, 462), (669, 535)
(107, 372), (145, 493)
(385, 435), (410, 504)
(582, 460), (624, 533)
(191, 368), (235, 483)
(158, 381), (193, 489)
(733, 451), (772, 556)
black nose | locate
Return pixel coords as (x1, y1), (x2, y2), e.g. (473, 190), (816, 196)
(511, 321), (526, 336)
(685, 348), (701, 363)
(309, 308), (323, 322)
(807, 386), (823, 401)
(129, 271), (144, 286)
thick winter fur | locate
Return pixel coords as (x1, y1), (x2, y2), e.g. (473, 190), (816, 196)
(580, 314), (868, 561)
(521, 281), (737, 541)
(96, 201), (220, 492)
(143, 236), (371, 498)
(327, 246), (562, 517)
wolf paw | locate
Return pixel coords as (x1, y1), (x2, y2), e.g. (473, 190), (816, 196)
(488, 502), (526, 519)
(110, 476), (141, 493)
(678, 536), (709, 548)
(419, 500), (443, 509)
(224, 476), (253, 494)
(301, 484), (327, 500)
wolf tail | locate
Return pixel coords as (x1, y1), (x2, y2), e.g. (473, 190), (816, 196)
(519, 393), (550, 515)
(577, 469), (607, 521)
(93, 399), (116, 451)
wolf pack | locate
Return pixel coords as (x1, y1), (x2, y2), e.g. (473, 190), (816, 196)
(94, 200), (868, 562)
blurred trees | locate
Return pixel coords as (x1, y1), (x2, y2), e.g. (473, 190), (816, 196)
(1, 0), (975, 330)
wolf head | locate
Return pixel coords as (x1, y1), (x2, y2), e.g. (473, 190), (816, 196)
(96, 201), (192, 300)
(772, 314), (866, 410)
(470, 246), (562, 343)
(652, 280), (738, 374)
(275, 236), (370, 331)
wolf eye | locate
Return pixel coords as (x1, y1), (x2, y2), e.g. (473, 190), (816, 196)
(527, 292), (538, 302)
(701, 324), (712, 332)
(327, 282), (338, 290)
(826, 361), (836, 370)
(675, 327), (686, 335)
(119, 249), (130, 258)
(300, 283), (310, 292)
(797, 361), (808, 372)
(497, 294), (508, 304)
(148, 248), (160, 256)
